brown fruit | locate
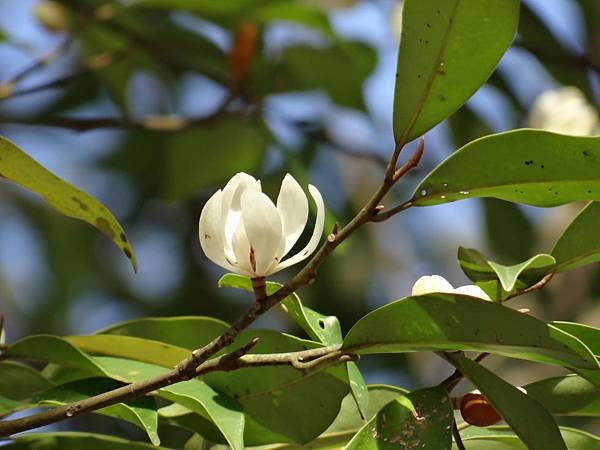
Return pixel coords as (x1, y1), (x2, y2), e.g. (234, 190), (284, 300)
(459, 392), (502, 427)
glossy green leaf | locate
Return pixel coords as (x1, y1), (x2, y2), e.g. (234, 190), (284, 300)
(5, 335), (110, 377)
(94, 356), (245, 450)
(164, 116), (268, 199)
(99, 316), (229, 350)
(33, 378), (159, 445)
(342, 294), (598, 369)
(2, 432), (170, 450)
(345, 387), (452, 450)
(0, 361), (53, 400)
(552, 202), (600, 271)
(446, 353), (566, 450)
(524, 375), (600, 416)
(458, 247), (555, 299)
(413, 130), (600, 207)
(551, 322), (600, 356)
(460, 426), (600, 450)
(0, 136), (136, 270)
(346, 362), (368, 421)
(393, 0), (518, 143)
(65, 335), (189, 367)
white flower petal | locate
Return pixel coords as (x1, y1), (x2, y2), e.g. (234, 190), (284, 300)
(198, 190), (236, 271)
(230, 220), (254, 276)
(275, 184), (325, 272)
(240, 190), (285, 276)
(411, 275), (454, 296)
(221, 172), (261, 257)
(277, 174), (309, 255)
(455, 284), (491, 300)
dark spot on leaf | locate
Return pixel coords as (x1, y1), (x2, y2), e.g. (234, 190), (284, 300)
(524, 160), (534, 166)
(318, 319), (326, 329)
(437, 94), (447, 101)
(540, 164), (544, 169)
(71, 196), (89, 211)
(95, 217), (115, 238)
(588, 190), (592, 194)
(583, 149), (593, 158)
(417, 74), (422, 79)
(426, 23), (431, 28)
(418, 38), (422, 43)
(123, 248), (132, 259)
(120, 232), (127, 242)
(425, 40), (430, 44)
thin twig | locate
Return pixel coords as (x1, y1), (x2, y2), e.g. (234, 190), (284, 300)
(505, 273), (554, 300)
(452, 418), (467, 450)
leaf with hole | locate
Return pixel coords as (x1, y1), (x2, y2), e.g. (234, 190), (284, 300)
(344, 387), (453, 450)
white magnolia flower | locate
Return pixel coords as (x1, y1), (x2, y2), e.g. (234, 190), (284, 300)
(412, 275), (490, 300)
(199, 172), (325, 278)
(528, 86), (600, 136)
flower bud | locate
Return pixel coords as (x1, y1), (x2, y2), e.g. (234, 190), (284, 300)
(412, 275), (491, 300)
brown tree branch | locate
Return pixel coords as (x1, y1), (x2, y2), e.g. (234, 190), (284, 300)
(0, 130), (422, 437)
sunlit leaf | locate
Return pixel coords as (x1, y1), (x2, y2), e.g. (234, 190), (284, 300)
(393, 0), (519, 143)
(0, 136), (136, 270)
(342, 294), (598, 369)
(33, 378), (160, 445)
(413, 130), (600, 207)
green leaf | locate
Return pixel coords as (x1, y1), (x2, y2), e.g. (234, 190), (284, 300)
(32, 378), (160, 445)
(460, 426), (600, 450)
(551, 202), (600, 271)
(94, 357), (245, 450)
(524, 375), (600, 416)
(164, 116), (268, 199)
(413, 130), (600, 207)
(2, 432), (171, 450)
(0, 136), (137, 270)
(446, 353), (567, 450)
(218, 274), (342, 344)
(65, 335), (189, 367)
(551, 322), (600, 357)
(346, 362), (369, 421)
(458, 247), (555, 299)
(250, 2), (333, 36)
(99, 316), (229, 350)
(0, 361), (53, 400)
(393, 0), (519, 143)
(5, 335), (110, 377)
(342, 294), (598, 369)
(345, 387), (453, 450)
(203, 329), (350, 446)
